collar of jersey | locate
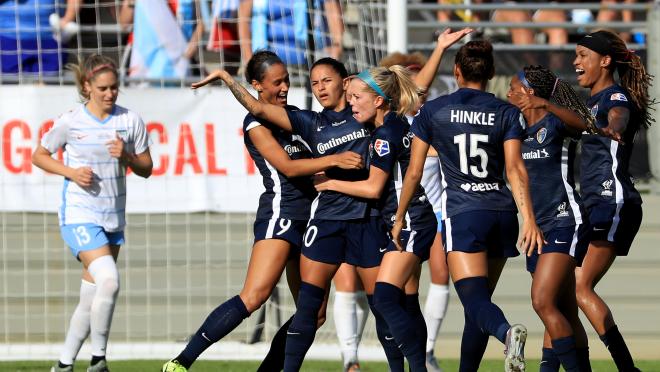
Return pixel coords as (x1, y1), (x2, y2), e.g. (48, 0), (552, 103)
(83, 104), (115, 125)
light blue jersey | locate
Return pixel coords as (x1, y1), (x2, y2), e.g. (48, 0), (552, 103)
(41, 104), (149, 232)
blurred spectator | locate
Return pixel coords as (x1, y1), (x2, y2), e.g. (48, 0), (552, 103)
(120, 0), (205, 81)
(436, 0), (483, 24)
(597, 0), (637, 42)
(238, 0), (343, 69)
(0, 0), (80, 77)
(491, 1), (567, 45)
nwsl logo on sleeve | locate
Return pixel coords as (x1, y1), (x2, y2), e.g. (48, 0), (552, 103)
(610, 93), (628, 102)
(374, 139), (390, 157)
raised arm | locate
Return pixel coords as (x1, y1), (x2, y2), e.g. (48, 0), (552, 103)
(249, 125), (362, 177)
(391, 136), (429, 249)
(314, 164), (389, 199)
(192, 69), (294, 132)
(503, 139), (544, 255)
(414, 28), (473, 92)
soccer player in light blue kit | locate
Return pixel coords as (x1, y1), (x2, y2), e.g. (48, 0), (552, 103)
(392, 40), (544, 372)
(32, 54), (153, 372)
(573, 30), (653, 372)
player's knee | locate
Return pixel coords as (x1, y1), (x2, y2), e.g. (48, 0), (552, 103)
(240, 289), (271, 313)
(531, 292), (554, 317)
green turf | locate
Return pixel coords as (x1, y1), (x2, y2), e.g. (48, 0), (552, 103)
(2, 360), (660, 372)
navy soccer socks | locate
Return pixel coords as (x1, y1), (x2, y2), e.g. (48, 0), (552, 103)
(368, 294), (405, 372)
(458, 310), (489, 372)
(600, 325), (639, 372)
(405, 293), (428, 353)
(283, 282), (325, 372)
(552, 336), (579, 372)
(257, 315), (294, 372)
(373, 282), (426, 371)
(540, 347), (561, 372)
(175, 295), (249, 368)
(454, 276), (510, 343)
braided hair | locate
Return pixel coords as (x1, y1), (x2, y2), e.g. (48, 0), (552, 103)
(594, 30), (655, 129)
(521, 65), (597, 132)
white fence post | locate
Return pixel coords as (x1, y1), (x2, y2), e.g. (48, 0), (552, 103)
(387, 0), (408, 53)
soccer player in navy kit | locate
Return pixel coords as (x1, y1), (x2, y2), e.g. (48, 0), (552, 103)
(574, 30), (653, 372)
(392, 40), (544, 372)
(191, 58), (395, 372)
(378, 29), (473, 372)
(162, 52), (362, 372)
(508, 65), (602, 372)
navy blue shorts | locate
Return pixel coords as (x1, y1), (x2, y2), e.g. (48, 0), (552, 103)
(587, 202), (642, 256)
(386, 225), (437, 262)
(1, 36), (64, 74)
(302, 217), (390, 268)
(441, 210), (520, 258)
(526, 224), (590, 273)
(253, 218), (307, 256)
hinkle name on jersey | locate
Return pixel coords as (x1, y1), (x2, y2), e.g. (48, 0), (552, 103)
(317, 128), (370, 154)
(450, 110), (495, 126)
(522, 148), (550, 160)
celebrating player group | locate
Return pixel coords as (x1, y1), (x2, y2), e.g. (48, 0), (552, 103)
(38, 25), (652, 372)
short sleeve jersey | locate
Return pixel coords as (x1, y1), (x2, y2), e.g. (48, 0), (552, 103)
(243, 105), (316, 221)
(411, 88), (523, 219)
(40, 104), (150, 232)
(580, 84), (642, 208)
(521, 113), (585, 231)
(370, 112), (436, 230)
(287, 106), (376, 220)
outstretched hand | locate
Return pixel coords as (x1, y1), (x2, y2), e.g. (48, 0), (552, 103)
(435, 27), (474, 50)
(516, 89), (548, 112)
(333, 151), (363, 170)
(191, 69), (229, 89)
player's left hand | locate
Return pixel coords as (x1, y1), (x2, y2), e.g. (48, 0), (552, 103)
(390, 218), (406, 252)
(106, 133), (126, 160)
(518, 219), (546, 256)
(517, 89), (548, 111)
(191, 69), (228, 89)
(313, 174), (332, 191)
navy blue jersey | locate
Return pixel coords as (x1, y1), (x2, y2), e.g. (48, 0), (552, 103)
(412, 88), (522, 219)
(580, 84), (642, 208)
(287, 106), (377, 220)
(243, 107), (316, 221)
(522, 113), (586, 231)
(370, 112), (436, 230)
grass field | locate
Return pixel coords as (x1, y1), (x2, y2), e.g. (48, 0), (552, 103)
(2, 360), (660, 371)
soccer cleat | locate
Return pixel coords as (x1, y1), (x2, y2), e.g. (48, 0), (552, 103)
(343, 359), (361, 372)
(86, 359), (109, 372)
(50, 364), (73, 372)
(504, 324), (527, 372)
(425, 351), (444, 372)
(162, 360), (188, 372)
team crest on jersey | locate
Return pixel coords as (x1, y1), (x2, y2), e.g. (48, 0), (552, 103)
(601, 179), (614, 196)
(590, 104), (599, 117)
(116, 130), (128, 141)
(374, 139), (390, 157)
(536, 128), (547, 144)
(556, 202), (569, 218)
(610, 93), (628, 102)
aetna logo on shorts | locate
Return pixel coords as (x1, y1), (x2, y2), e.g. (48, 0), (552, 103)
(316, 129), (369, 154)
(284, 144), (305, 156)
(460, 182), (500, 192)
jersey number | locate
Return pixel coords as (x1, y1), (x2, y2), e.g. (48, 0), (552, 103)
(453, 134), (488, 178)
(74, 226), (91, 246)
(304, 226), (318, 247)
(276, 219), (292, 236)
